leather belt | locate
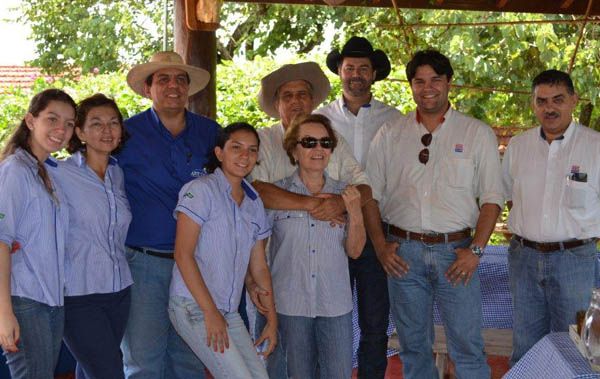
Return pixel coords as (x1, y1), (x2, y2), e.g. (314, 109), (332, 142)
(514, 235), (596, 252)
(387, 225), (471, 244)
(127, 246), (174, 260)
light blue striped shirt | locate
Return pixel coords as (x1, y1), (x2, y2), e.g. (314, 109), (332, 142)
(169, 168), (271, 313)
(55, 152), (133, 296)
(0, 148), (68, 306)
(268, 171), (353, 318)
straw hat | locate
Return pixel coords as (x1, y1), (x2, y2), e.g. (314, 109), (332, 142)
(126, 51), (210, 97)
(326, 36), (391, 81)
(258, 62), (331, 119)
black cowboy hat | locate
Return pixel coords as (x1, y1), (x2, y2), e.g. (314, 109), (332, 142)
(326, 36), (391, 81)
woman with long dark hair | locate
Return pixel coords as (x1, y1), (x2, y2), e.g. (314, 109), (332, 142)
(56, 93), (132, 379)
(0, 89), (76, 378)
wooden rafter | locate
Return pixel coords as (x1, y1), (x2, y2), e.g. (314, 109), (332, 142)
(561, 0), (576, 9)
(496, 0), (509, 9)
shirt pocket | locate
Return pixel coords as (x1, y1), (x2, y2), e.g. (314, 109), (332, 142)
(564, 178), (590, 209)
(443, 157), (475, 190)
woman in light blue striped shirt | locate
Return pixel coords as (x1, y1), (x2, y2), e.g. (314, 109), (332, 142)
(55, 94), (132, 379)
(269, 114), (366, 379)
(169, 123), (277, 379)
(0, 89), (76, 379)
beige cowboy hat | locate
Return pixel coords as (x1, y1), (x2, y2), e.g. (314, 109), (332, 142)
(258, 62), (331, 119)
(126, 51), (210, 97)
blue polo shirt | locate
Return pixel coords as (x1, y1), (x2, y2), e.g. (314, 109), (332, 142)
(117, 108), (220, 250)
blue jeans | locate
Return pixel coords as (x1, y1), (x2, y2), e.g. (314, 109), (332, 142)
(349, 238), (389, 379)
(255, 312), (287, 378)
(278, 312), (353, 379)
(508, 237), (597, 366)
(387, 236), (490, 379)
(63, 287), (131, 379)
(3, 297), (64, 379)
(121, 248), (204, 379)
(168, 296), (268, 379)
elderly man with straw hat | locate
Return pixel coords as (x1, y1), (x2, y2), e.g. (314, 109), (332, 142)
(116, 51), (220, 379)
(250, 61), (372, 378)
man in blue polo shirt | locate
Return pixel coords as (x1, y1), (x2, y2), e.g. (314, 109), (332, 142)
(117, 51), (220, 379)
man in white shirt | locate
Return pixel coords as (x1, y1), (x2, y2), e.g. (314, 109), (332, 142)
(251, 61), (372, 378)
(502, 69), (600, 365)
(317, 36), (401, 379)
(364, 50), (502, 379)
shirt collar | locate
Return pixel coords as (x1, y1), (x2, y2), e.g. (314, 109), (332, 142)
(341, 95), (372, 109)
(289, 169), (335, 194)
(71, 151), (117, 168)
(415, 103), (452, 125)
(149, 107), (190, 140)
(539, 121), (576, 143)
(214, 168), (258, 201)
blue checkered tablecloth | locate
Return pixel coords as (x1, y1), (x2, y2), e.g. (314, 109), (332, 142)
(351, 244), (513, 366)
(503, 332), (600, 379)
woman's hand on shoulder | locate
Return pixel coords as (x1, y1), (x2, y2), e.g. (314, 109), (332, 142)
(203, 307), (229, 353)
(0, 311), (20, 353)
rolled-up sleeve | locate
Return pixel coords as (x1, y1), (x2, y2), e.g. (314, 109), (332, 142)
(0, 164), (26, 246)
(476, 126), (505, 208)
(366, 125), (388, 203)
(174, 180), (211, 226)
(333, 133), (369, 186)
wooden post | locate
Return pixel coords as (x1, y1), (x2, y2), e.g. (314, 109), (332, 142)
(174, 0), (217, 119)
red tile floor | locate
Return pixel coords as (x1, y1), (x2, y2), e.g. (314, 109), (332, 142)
(352, 354), (510, 379)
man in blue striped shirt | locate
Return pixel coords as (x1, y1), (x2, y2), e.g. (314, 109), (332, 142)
(116, 51), (220, 379)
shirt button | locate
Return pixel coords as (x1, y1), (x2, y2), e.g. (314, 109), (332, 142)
(311, 274), (315, 278)
(311, 223), (315, 227)
(312, 250), (315, 253)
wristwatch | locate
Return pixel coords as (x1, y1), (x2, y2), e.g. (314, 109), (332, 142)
(470, 245), (484, 258)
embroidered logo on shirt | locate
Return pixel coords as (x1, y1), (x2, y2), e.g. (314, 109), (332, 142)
(454, 144), (464, 153)
(10, 241), (20, 254)
(0, 213), (4, 220)
(190, 169), (202, 177)
(571, 165), (580, 174)
(184, 192), (194, 199)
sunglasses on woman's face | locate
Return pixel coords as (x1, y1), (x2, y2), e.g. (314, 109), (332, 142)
(297, 136), (334, 149)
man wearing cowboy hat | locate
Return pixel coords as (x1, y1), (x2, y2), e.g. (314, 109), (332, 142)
(316, 36), (402, 379)
(116, 51), (221, 379)
(250, 61), (372, 378)
(363, 50), (501, 378)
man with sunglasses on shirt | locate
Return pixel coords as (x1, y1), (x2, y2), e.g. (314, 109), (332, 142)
(316, 36), (401, 379)
(502, 70), (600, 366)
(250, 61), (371, 378)
(363, 50), (503, 379)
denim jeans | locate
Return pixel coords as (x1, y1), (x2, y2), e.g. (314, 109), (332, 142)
(508, 237), (597, 366)
(387, 236), (490, 379)
(168, 296), (268, 379)
(278, 312), (353, 379)
(255, 312), (287, 378)
(63, 287), (131, 379)
(121, 248), (204, 379)
(3, 297), (64, 379)
(349, 238), (390, 379)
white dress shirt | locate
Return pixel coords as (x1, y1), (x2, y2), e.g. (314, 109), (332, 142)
(502, 122), (600, 241)
(366, 107), (504, 233)
(317, 97), (402, 168)
(251, 122), (369, 185)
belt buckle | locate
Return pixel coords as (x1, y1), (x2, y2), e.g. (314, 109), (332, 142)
(420, 233), (436, 248)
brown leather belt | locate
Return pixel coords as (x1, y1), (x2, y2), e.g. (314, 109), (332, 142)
(514, 235), (596, 252)
(388, 225), (472, 244)
(127, 246), (174, 259)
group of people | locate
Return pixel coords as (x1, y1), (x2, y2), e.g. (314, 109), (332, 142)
(0, 34), (598, 379)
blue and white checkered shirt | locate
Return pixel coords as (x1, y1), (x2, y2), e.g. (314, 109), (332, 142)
(56, 151), (133, 296)
(169, 168), (271, 313)
(0, 148), (69, 306)
(268, 171), (353, 318)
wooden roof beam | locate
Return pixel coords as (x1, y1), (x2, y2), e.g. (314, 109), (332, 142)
(496, 0), (509, 9)
(561, 0), (576, 10)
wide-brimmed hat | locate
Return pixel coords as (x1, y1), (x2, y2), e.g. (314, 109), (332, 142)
(258, 62), (331, 119)
(326, 36), (391, 81)
(126, 51), (210, 97)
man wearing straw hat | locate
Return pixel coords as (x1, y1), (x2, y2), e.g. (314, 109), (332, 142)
(251, 61), (371, 378)
(317, 36), (401, 379)
(117, 51), (220, 379)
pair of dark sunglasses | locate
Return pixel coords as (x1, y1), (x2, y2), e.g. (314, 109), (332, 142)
(419, 133), (432, 164)
(297, 136), (334, 149)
